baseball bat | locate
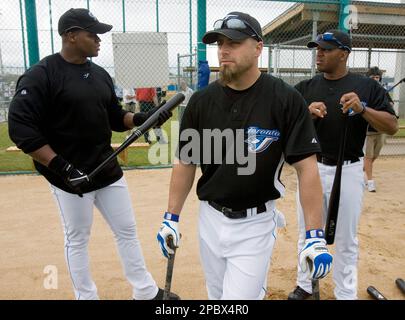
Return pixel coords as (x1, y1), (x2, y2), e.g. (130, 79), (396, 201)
(311, 279), (320, 300)
(395, 278), (405, 295)
(367, 286), (387, 300)
(387, 77), (405, 92)
(87, 92), (185, 180)
(306, 257), (320, 300)
(325, 112), (349, 245)
(163, 235), (177, 300)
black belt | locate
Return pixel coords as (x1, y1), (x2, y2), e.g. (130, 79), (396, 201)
(208, 201), (267, 219)
(317, 154), (360, 166)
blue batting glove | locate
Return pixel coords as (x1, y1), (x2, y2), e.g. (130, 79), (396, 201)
(299, 229), (333, 280)
(157, 212), (180, 258)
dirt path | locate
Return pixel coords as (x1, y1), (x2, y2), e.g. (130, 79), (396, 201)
(0, 157), (404, 300)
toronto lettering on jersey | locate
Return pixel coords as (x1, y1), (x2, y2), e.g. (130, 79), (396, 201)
(147, 121), (281, 176)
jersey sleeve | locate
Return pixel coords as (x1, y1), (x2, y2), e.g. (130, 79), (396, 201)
(283, 87), (320, 164)
(105, 73), (129, 132)
(369, 81), (396, 116)
(8, 66), (51, 153)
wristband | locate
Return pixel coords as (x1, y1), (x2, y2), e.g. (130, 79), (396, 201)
(132, 112), (148, 126)
(164, 212), (179, 222)
(359, 102), (367, 115)
(48, 154), (70, 177)
(306, 229), (324, 239)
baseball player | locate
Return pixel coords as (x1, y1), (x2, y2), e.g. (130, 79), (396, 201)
(156, 12), (332, 300)
(8, 8), (178, 300)
(364, 67), (394, 192)
(288, 30), (398, 300)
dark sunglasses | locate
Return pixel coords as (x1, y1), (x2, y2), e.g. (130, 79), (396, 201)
(213, 17), (263, 42)
(316, 32), (351, 52)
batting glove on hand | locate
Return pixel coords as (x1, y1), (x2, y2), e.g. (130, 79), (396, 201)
(132, 103), (172, 127)
(299, 229), (333, 280)
(147, 104), (172, 127)
(48, 155), (89, 197)
(157, 212), (180, 258)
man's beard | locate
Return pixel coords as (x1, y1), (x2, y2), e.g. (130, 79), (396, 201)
(219, 65), (234, 86)
(219, 63), (250, 86)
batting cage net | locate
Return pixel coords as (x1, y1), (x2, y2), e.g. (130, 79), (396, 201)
(0, 0), (404, 172)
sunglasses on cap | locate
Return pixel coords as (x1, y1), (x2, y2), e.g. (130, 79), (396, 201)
(213, 17), (263, 42)
(317, 32), (351, 52)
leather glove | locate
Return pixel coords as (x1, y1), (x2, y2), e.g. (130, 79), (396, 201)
(132, 104), (172, 127)
(150, 107), (172, 127)
(299, 229), (333, 280)
(157, 212), (180, 258)
(48, 155), (89, 197)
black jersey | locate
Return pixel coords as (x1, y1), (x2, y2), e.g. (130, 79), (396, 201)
(8, 53), (129, 193)
(295, 72), (396, 161)
(178, 73), (320, 210)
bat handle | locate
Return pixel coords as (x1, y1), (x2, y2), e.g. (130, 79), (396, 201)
(167, 235), (176, 251)
(167, 232), (182, 252)
(163, 236), (177, 301)
(311, 279), (320, 300)
(306, 257), (320, 300)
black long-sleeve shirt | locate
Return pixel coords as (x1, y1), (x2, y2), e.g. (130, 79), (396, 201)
(8, 53), (129, 193)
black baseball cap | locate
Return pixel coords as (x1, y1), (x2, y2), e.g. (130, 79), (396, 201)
(307, 30), (352, 52)
(58, 8), (113, 35)
(202, 12), (263, 44)
(367, 66), (383, 77)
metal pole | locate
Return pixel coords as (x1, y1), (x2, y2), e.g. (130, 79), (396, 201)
(0, 43), (3, 75)
(274, 44), (280, 77)
(197, 0), (206, 62)
(177, 53), (181, 92)
(367, 47), (372, 69)
(48, 0), (54, 54)
(194, 47), (198, 88)
(311, 12), (319, 78)
(18, 0), (27, 70)
(268, 44), (272, 74)
(122, 0), (126, 33)
(156, 0), (159, 32)
(24, 0), (40, 67)
(189, 0), (193, 86)
(189, 0), (192, 64)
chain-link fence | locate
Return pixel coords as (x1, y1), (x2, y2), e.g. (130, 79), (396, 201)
(0, 0), (404, 172)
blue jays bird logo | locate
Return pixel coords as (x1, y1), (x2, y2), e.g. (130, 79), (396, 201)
(245, 126), (280, 153)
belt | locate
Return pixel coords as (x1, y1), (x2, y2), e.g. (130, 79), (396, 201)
(317, 154), (360, 166)
(208, 201), (267, 219)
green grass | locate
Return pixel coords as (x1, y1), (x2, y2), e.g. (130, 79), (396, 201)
(397, 119), (405, 137)
(1, 112), (404, 172)
(0, 108), (180, 172)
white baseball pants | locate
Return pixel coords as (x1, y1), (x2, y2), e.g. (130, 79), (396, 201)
(50, 177), (158, 300)
(198, 200), (280, 300)
(296, 160), (365, 299)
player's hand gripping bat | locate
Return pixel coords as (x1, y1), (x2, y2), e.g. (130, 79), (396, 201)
(85, 93), (185, 181)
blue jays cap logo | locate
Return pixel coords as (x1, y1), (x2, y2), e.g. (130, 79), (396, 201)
(245, 126), (280, 153)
